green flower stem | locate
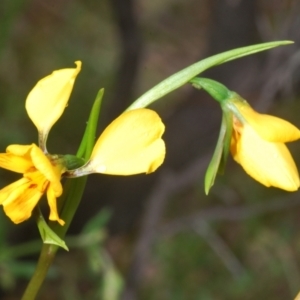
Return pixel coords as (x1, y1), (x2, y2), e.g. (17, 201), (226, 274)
(20, 227), (105, 300)
(21, 244), (57, 300)
(21, 90), (103, 300)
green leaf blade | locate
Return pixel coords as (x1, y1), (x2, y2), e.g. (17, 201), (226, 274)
(204, 115), (227, 195)
(35, 208), (69, 251)
(127, 41), (293, 110)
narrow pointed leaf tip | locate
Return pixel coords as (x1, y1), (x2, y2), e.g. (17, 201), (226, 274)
(36, 210), (69, 250)
(25, 61), (81, 136)
(76, 109), (165, 176)
(204, 115), (227, 195)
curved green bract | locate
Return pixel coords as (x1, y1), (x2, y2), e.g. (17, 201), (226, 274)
(190, 77), (231, 103)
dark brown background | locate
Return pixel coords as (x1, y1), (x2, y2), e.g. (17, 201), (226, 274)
(1, 0), (300, 299)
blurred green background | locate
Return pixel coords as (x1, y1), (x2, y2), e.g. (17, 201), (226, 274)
(1, 0), (300, 299)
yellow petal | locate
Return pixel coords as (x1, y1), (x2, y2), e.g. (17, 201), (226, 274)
(233, 101), (300, 142)
(30, 145), (64, 195)
(232, 125), (300, 191)
(25, 61), (81, 136)
(1, 145), (35, 173)
(0, 152), (33, 173)
(88, 109), (165, 175)
(0, 178), (42, 224)
(6, 144), (33, 156)
(295, 291), (300, 300)
(47, 186), (65, 225)
(0, 178), (29, 205)
(0, 144), (64, 224)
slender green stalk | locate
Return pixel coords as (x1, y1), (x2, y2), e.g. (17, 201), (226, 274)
(20, 90), (103, 299)
(21, 244), (58, 300)
(20, 230), (104, 300)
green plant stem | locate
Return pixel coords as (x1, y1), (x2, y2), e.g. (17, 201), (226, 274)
(21, 244), (58, 300)
(20, 90), (102, 299)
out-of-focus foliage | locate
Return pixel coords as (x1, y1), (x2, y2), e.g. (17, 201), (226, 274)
(1, 0), (300, 299)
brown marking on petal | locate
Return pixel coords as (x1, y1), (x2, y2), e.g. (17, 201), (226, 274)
(42, 181), (50, 192)
(233, 116), (243, 136)
(28, 167), (37, 172)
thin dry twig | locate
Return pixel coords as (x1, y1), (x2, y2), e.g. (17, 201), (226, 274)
(192, 220), (247, 279)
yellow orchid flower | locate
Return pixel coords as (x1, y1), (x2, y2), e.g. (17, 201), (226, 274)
(191, 77), (300, 193)
(0, 61), (81, 225)
(230, 98), (300, 191)
(67, 108), (165, 177)
(0, 144), (66, 225)
(0, 62), (166, 225)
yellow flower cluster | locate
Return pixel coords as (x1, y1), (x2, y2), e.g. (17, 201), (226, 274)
(0, 62), (165, 225)
(1, 61), (299, 225)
